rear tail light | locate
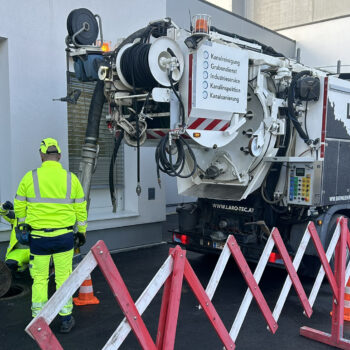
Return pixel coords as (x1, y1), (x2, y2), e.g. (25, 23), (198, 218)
(173, 233), (190, 245)
(268, 252), (283, 264)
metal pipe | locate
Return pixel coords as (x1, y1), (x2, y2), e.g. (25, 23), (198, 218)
(296, 48), (301, 63)
(79, 143), (99, 211)
(79, 80), (105, 211)
(337, 60), (341, 74)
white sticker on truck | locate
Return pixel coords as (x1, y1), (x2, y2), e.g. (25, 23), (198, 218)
(192, 41), (248, 117)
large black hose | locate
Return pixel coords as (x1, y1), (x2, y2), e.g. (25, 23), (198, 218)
(113, 26), (153, 59)
(211, 26), (285, 58)
(85, 80), (106, 144)
(287, 70), (312, 145)
(155, 134), (197, 183)
(120, 43), (158, 90)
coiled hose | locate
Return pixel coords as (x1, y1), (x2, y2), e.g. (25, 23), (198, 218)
(287, 70), (312, 145)
(155, 134), (197, 185)
(120, 43), (158, 90)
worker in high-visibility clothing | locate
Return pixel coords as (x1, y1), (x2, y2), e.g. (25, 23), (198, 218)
(1, 201), (30, 272)
(14, 138), (87, 333)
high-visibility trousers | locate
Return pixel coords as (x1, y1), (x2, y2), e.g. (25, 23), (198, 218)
(29, 232), (74, 318)
(5, 248), (30, 271)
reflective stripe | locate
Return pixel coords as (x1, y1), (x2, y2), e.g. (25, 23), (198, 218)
(66, 172), (72, 200)
(32, 170), (41, 199)
(345, 300), (350, 308)
(80, 285), (93, 294)
(74, 197), (85, 203)
(30, 169), (73, 204)
(346, 286), (350, 294)
(18, 217), (26, 223)
(15, 194), (27, 201)
(31, 301), (47, 317)
(77, 221), (87, 226)
(59, 297), (73, 316)
(27, 197), (75, 204)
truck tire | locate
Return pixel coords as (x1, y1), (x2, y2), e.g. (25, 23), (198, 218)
(0, 261), (12, 297)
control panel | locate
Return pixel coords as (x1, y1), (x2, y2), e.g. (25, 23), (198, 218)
(287, 164), (314, 205)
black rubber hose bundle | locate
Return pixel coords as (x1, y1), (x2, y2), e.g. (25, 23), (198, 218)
(287, 70), (312, 145)
(211, 26), (285, 58)
(85, 80), (106, 144)
(109, 130), (124, 212)
(155, 134), (197, 182)
(120, 43), (158, 90)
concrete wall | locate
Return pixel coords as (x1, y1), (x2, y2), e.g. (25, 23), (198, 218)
(248, 0), (350, 30)
(0, 0), (167, 250)
(279, 16), (350, 73)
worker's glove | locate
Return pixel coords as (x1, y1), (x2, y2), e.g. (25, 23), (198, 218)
(74, 232), (86, 248)
(0, 201), (14, 215)
(15, 223), (31, 245)
(2, 201), (14, 211)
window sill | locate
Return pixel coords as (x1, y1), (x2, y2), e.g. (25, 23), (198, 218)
(88, 208), (139, 221)
(0, 222), (11, 232)
(0, 223), (11, 243)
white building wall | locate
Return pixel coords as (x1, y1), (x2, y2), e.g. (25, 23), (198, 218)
(0, 0), (167, 243)
(279, 16), (350, 73)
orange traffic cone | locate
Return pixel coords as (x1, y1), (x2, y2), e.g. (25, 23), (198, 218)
(344, 279), (350, 321)
(73, 274), (100, 306)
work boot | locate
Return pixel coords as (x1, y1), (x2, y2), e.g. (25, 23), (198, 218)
(59, 315), (75, 333)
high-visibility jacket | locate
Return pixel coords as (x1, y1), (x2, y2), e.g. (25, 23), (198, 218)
(14, 161), (87, 237)
(0, 208), (30, 269)
(0, 208), (17, 254)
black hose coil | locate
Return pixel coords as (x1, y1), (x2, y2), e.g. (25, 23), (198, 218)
(120, 43), (158, 90)
(155, 134), (197, 181)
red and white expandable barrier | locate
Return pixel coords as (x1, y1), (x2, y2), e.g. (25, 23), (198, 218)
(25, 243), (234, 350)
(25, 218), (350, 349)
(204, 217), (350, 348)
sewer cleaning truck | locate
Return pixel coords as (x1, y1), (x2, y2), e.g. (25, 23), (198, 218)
(65, 9), (350, 275)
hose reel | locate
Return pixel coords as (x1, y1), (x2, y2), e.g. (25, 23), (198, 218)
(66, 8), (102, 47)
(116, 37), (184, 90)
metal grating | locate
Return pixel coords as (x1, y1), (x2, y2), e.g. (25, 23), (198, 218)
(67, 74), (124, 189)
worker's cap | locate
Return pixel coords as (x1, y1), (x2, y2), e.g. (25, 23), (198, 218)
(39, 138), (61, 154)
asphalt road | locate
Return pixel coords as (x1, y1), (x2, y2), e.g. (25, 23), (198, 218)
(1, 214), (349, 349)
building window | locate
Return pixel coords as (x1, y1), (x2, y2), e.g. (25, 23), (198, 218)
(67, 73), (124, 190)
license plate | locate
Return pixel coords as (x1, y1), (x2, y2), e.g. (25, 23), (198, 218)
(213, 241), (225, 250)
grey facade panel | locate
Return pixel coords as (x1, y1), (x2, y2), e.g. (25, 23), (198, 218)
(80, 222), (163, 254)
(0, 222), (163, 264)
(166, 0), (296, 58)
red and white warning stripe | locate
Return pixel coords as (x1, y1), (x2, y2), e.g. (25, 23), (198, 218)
(116, 129), (191, 140)
(146, 130), (190, 139)
(146, 130), (167, 139)
(187, 117), (230, 131)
